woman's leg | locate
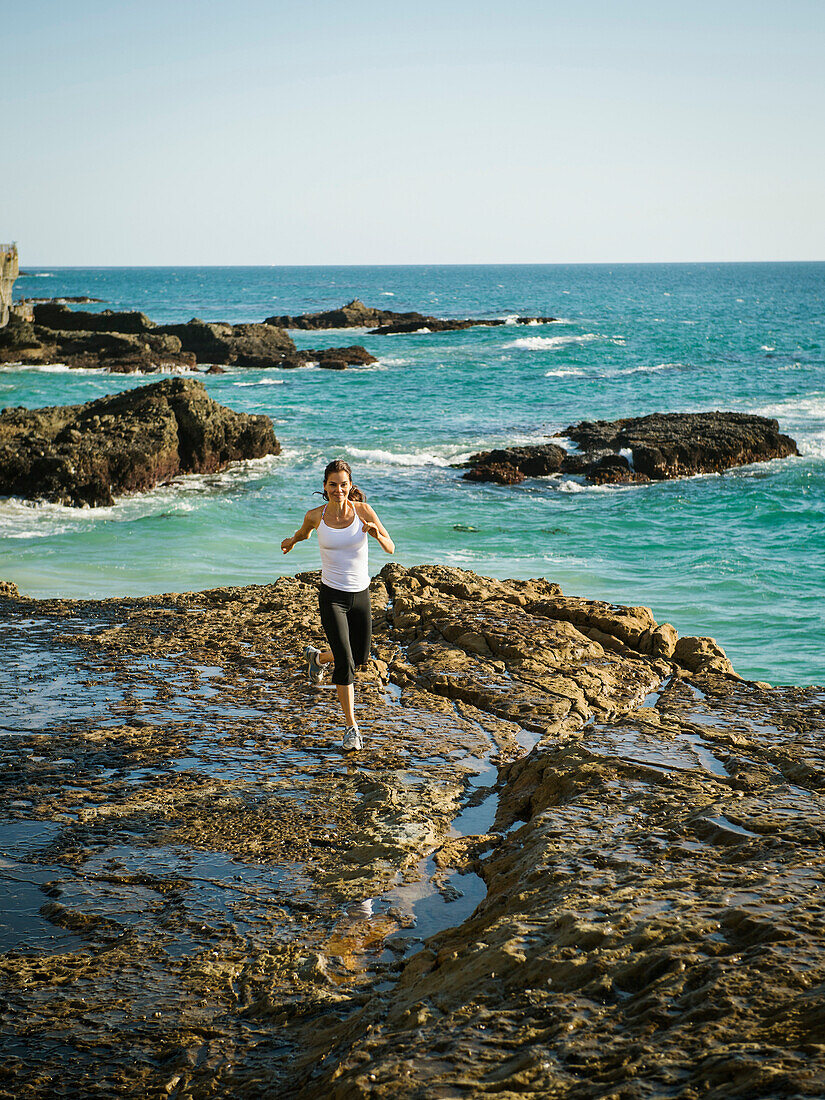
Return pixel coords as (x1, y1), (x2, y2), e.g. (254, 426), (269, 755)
(347, 588), (373, 668)
(338, 589), (372, 731)
(336, 683), (356, 727)
(319, 586), (357, 727)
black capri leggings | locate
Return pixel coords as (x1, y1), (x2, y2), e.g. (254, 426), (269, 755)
(319, 583), (372, 686)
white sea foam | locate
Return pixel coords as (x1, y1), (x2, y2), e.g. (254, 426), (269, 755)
(505, 333), (598, 351)
(544, 368), (584, 377)
(612, 362), (687, 376)
(551, 477), (645, 495)
(346, 446), (456, 467)
(377, 357), (409, 367)
(380, 291), (395, 296)
(232, 379), (286, 387)
(0, 454), (282, 539)
(752, 393), (825, 457)
(0, 362), (203, 377)
(0, 362), (95, 374)
(554, 478), (588, 494)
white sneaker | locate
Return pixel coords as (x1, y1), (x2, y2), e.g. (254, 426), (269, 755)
(342, 726), (363, 752)
(305, 646), (324, 685)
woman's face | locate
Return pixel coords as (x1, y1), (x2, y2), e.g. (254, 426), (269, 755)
(325, 471), (351, 504)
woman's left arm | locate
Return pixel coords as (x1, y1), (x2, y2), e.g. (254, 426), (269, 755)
(359, 504), (395, 555)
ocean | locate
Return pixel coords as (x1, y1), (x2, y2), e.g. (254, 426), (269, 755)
(2, 263), (823, 684)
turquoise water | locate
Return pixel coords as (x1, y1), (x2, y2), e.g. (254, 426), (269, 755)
(2, 264), (823, 684)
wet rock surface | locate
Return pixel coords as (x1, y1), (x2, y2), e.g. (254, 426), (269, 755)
(462, 412), (800, 486)
(264, 297), (557, 334)
(0, 305), (376, 373)
(1, 565), (822, 1098)
(0, 377), (279, 506)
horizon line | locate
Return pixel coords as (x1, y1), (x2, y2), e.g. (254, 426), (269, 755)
(16, 259), (825, 271)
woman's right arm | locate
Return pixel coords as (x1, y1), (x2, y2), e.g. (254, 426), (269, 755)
(281, 510), (317, 554)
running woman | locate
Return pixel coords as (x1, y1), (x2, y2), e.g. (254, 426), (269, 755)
(280, 460), (395, 752)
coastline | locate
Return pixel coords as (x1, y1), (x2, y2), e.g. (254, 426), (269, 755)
(3, 262), (823, 686)
(2, 566), (822, 1096)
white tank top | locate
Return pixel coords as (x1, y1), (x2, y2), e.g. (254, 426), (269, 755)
(317, 505), (369, 592)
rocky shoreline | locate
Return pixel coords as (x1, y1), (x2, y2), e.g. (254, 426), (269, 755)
(0, 302), (377, 374)
(0, 296), (562, 373)
(1, 565), (822, 1097)
(0, 377), (279, 506)
(462, 412), (800, 485)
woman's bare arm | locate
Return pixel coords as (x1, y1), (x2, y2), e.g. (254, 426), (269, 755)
(281, 509), (320, 554)
(356, 503), (395, 555)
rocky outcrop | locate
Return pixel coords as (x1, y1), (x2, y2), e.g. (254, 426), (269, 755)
(33, 303), (155, 333)
(369, 315), (558, 335)
(0, 316), (197, 373)
(2, 564), (821, 1098)
(463, 443), (567, 484)
(0, 243), (18, 328)
(462, 411), (799, 485)
(0, 376), (279, 506)
(265, 297), (558, 334)
(0, 304), (377, 373)
(265, 297), (402, 330)
(155, 318), (298, 367)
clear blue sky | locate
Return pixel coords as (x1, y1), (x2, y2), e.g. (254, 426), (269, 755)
(3, 0), (824, 264)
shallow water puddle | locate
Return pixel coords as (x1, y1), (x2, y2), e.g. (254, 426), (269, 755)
(328, 722), (534, 972)
(380, 856), (487, 949)
(583, 722), (730, 777)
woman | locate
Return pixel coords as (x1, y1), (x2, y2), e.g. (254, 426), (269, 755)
(281, 460), (395, 752)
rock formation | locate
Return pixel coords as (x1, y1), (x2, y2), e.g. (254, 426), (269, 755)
(0, 243), (18, 328)
(0, 376), (279, 506)
(0, 315), (197, 373)
(265, 297), (558, 334)
(1, 563), (821, 1096)
(462, 412), (799, 485)
(0, 304), (377, 373)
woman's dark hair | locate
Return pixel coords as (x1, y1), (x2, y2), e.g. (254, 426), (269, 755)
(318, 459), (365, 502)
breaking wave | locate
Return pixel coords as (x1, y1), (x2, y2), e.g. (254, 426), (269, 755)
(505, 333), (599, 351)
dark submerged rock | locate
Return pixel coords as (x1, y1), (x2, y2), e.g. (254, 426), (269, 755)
(0, 376), (279, 506)
(368, 316), (558, 335)
(462, 412), (799, 485)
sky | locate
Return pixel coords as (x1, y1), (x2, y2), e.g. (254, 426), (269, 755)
(2, 0), (824, 264)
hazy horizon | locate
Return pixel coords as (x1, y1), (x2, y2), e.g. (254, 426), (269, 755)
(14, 260), (825, 270)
